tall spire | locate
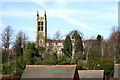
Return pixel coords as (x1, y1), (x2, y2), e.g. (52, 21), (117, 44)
(44, 10), (46, 20)
(44, 10), (46, 16)
(37, 10), (39, 17)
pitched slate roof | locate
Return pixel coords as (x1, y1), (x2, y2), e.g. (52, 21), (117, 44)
(21, 65), (77, 79)
(78, 70), (104, 80)
(114, 64), (120, 79)
(46, 39), (75, 43)
(46, 39), (64, 43)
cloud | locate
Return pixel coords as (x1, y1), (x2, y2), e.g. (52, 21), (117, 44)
(1, 1), (118, 40)
(58, 15), (98, 31)
(32, 0), (98, 31)
(47, 8), (98, 17)
(1, 8), (35, 18)
(42, 8), (99, 31)
(32, 1), (117, 32)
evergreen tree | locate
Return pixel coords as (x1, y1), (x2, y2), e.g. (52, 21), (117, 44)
(97, 35), (102, 41)
(72, 31), (83, 53)
(23, 42), (38, 61)
(97, 34), (102, 57)
(63, 35), (72, 57)
(37, 46), (46, 57)
(97, 35), (102, 45)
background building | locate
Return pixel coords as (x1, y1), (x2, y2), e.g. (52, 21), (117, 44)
(35, 11), (75, 56)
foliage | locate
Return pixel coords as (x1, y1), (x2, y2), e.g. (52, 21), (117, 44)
(2, 26), (120, 79)
(14, 57), (26, 77)
(23, 42), (38, 61)
(77, 63), (87, 70)
(88, 58), (114, 77)
(2, 50), (9, 63)
(34, 53), (74, 65)
(57, 56), (74, 65)
(53, 31), (63, 39)
(72, 31), (83, 53)
(73, 51), (84, 63)
(2, 56), (26, 77)
(100, 58), (114, 77)
(67, 30), (83, 38)
(89, 43), (102, 58)
(88, 35), (103, 58)
(2, 64), (12, 75)
(42, 52), (58, 65)
(115, 58), (120, 64)
(63, 35), (72, 57)
(97, 35), (102, 42)
(37, 46), (46, 56)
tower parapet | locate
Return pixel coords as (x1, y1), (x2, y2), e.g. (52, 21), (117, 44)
(35, 11), (47, 47)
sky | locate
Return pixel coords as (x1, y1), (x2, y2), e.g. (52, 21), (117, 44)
(0, 0), (118, 42)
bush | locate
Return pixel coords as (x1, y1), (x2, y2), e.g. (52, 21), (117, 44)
(77, 63), (87, 70)
(87, 58), (114, 77)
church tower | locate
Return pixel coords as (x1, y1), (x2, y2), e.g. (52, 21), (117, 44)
(35, 11), (47, 47)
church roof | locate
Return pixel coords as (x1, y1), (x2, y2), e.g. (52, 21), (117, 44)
(46, 39), (75, 43)
(83, 39), (98, 44)
(21, 65), (77, 79)
(46, 39), (64, 43)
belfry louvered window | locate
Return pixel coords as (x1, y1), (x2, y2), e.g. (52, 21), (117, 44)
(38, 27), (40, 31)
(38, 21), (40, 27)
(41, 21), (43, 27)
(41, 27), (43, 31)
(38, 21), (44, 31)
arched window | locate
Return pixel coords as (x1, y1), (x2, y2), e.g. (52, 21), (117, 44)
(38, 21), (40, 27)
(41, 21), (43, 27)
(41, 27), (43, 31)
(38, 27), (40, 31)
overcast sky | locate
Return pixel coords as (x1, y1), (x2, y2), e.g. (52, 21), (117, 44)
(0, 0), (118, 41)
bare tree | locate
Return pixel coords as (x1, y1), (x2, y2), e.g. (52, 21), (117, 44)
(13, 31), (28, 57)
(118, 27), (120, 58)
(1, 26), (13, 65)
(1, 26), (13, 51)
(23, 33), (28, 50)
(67, 30), (83, 39)
(53, 31), (63, 39)
(103, 26), (119, 58)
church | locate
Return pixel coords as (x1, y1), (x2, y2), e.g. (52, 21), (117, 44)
(35, 11), (75, 56)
